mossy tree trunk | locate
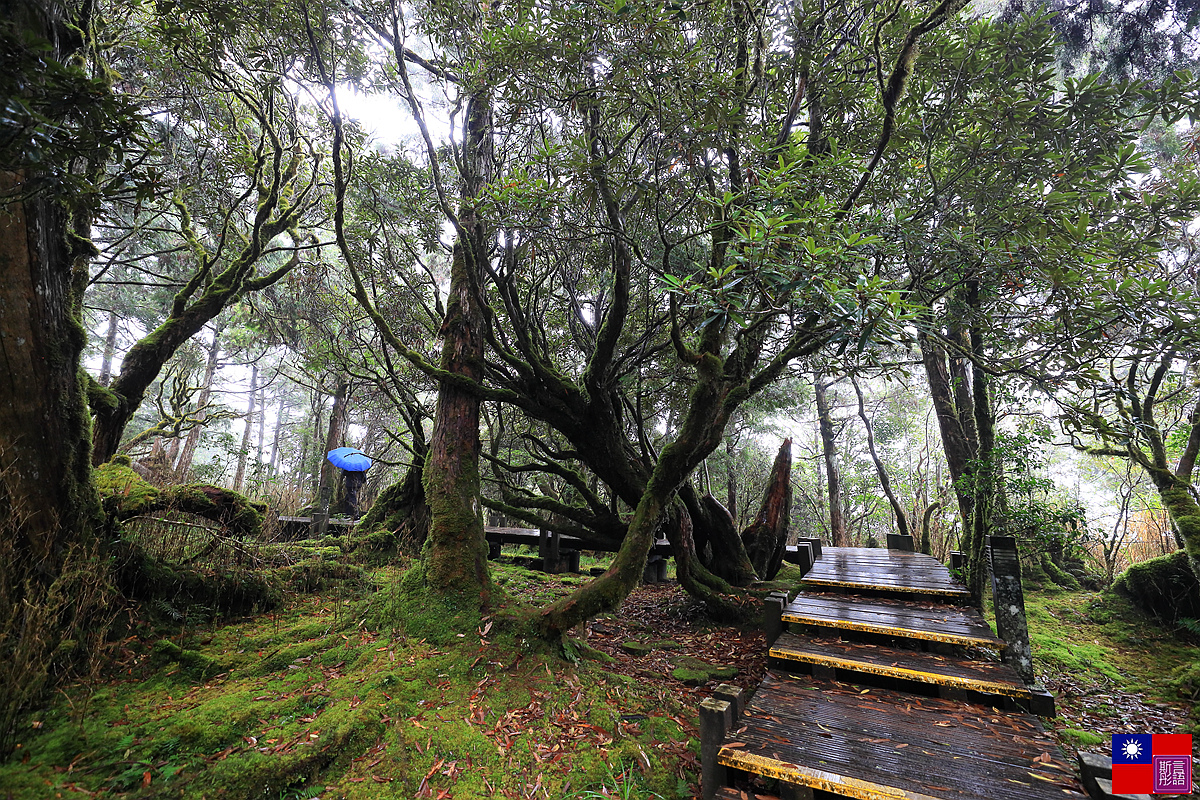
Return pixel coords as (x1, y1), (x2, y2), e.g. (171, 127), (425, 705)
(0, 170), (102, 595)
(359, 451), (430, 545)
(421, 227), (493, 604)
(418, 84), (495, 608)
(536, 352), (743, 638)
(918, 322), (978, 531)
(1072, 350), (1200, 604)
(318, 377), (349, 499)
(679, 485), (757, 586)
(962, 323), (995, 604)
(918, 299), (992, 604)
(1159, 485), (1200, 580)
(0, 0), (124, 750)
(89, 81), (313, 465)
(306, 13), (494, 606)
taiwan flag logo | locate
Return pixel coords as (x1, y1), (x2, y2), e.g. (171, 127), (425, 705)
(1112, 734), (1193, 795)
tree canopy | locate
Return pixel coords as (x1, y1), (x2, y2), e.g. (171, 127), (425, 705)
(4, 0), (1200, 710)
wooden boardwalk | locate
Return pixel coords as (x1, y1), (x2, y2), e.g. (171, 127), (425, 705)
(802, 546), (972, 601)
(702, 543), (1081, 800)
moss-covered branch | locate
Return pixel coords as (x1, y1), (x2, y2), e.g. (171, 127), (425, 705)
(96, 457), (266, 538)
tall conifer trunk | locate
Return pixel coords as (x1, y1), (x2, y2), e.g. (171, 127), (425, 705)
(815, 376), (848, 546)
(421, 90), (494, 605)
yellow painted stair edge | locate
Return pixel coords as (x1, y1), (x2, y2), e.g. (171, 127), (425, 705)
(801, 577), (970, 597)
(780, 612), (1006, 650)
(768, 644), (1029, 698)
(717, 748), (945, 800)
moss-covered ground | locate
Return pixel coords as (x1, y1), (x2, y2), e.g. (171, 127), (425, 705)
(6, 547), (1196, 800)
(1, 555), (760, 799)
(1020, 585), (1200, 760)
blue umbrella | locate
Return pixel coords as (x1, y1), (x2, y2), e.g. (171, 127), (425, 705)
(327, 447), (372, 472)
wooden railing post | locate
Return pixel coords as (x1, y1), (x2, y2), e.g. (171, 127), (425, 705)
(699, 697), (731, 800)
(763, 592), (786, 645)
(987, 535), (1034, 684)
(713, 684), (746, 724)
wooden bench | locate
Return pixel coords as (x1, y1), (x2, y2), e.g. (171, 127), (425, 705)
(484, 526), (673, 579)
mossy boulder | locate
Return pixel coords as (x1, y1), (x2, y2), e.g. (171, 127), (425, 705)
(671, 667), (711, 686)
(1113, 550), (1200, 622)
(620, 641), (656, 656)
(274, 558), (372, 594)
(669, 655), (738, 685)
(1039, 554), (1081, 590)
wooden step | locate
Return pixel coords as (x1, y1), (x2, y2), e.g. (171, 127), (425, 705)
(768, 632), (1053, 715)
(782, 594), (1005, 650)
(718, 672), (1086, 800)
(803, 547), (971, 601)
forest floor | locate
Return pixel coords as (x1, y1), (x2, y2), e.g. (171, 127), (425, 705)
(1, 555), (1197, 800)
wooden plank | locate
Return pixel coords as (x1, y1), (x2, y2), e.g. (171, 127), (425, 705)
(718, 673), (1086, 800)
(804, 548), (966, 595)
(769, 633), (1031, 699)
(782, 595), (1004, 649)
(783, 595), (994, 632)
(802, 577), (972, 599)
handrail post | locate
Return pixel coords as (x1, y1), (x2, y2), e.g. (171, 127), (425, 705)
(987, 535), (1034, 684)
(699, 697), (731, 800)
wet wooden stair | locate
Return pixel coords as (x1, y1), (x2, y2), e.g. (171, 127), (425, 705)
(701, 541), (1082, 800)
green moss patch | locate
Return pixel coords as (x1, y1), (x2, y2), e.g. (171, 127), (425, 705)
(1060, 728), (1106, 748)
(1023, 588), (1200, 734)
(151, 640), (227, 681)
(0, 567), (704, 799)
(669, 656), (737, 685)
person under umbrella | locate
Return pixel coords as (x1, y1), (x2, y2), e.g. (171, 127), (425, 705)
(327, 447), (371, 519)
